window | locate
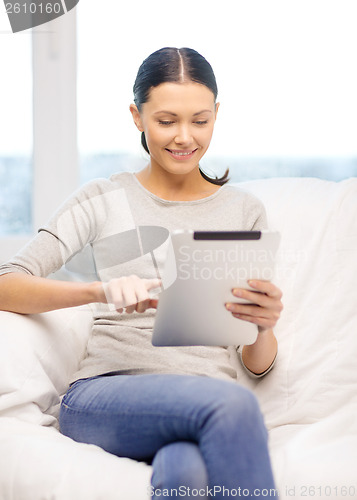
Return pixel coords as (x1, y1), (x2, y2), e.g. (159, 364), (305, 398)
(0, 32), (32, 236)
(0, 10), (77, 263)
(77, 0), (357, 182)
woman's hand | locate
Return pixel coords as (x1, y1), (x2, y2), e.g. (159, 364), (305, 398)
(225, 280), (283, 333)
(101, 275), (161, 314)
(225, 280), (283, 375)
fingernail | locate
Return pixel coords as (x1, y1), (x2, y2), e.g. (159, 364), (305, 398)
(233, 289), (242, 297)
(226, 303), (233, 311)
(248, 280), (256, 287)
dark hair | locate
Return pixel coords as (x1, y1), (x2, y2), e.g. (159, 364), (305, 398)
(133, 47), (229, 186)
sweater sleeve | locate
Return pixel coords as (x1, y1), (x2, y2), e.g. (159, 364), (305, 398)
(0, 179), (111, 278)
(247, 194), (268, 231)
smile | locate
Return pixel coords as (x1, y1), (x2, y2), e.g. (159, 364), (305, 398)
(165, 148), (198, 159)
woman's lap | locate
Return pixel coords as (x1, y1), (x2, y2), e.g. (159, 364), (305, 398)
(60, 374), (256, 454)
(60, 374), (251, 458)
(59, 373), (275, 497)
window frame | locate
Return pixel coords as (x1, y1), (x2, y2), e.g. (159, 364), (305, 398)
(0, 10), (78, 262)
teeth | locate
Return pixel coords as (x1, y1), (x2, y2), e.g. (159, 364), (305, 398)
(170, 150), (194, 156)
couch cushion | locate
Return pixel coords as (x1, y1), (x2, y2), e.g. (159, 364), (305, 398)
(0, 417), (152, 500)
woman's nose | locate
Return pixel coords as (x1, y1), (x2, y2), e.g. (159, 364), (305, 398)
(174, 125), (193, 145)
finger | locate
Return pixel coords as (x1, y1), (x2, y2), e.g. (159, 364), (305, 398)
(231, 288), (272, 309)
(135, 278), (155, 304)
(232, 312), (275, 330)
(125, 276), (157, 313)
(143, 278), (162, 292)
(122, 275), (150, 306)
(248, 280), (283, 299)
(149, 299), (159, 309)
(121, 284), (139, 309)
(232, 285), (283, 311)
(135, 298), (150, 313)
(230, 301), (281, 324)
(103, 278), (130, 310)
(226, 302), (271, 319)
(137, 296), (160, 313)
(124, 303), (137, 314)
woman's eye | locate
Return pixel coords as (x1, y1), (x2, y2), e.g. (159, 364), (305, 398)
(159, 120), (174, 125)
(195, 121), (208, 125)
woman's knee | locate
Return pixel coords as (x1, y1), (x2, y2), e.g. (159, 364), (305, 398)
(151, 441), (208, 494)
(224, 384), (262, 418)
(203, 383), (267, 437)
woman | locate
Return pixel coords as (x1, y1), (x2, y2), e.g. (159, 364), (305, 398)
(0, 47), (283, 499)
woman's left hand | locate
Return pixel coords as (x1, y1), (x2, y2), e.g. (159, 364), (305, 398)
(225, 280), (283, 333)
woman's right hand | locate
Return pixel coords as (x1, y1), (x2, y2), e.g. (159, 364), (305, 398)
(101, 275), (161, 314)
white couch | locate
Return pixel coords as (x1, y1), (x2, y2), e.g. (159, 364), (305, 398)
(1, 177), (357, 500)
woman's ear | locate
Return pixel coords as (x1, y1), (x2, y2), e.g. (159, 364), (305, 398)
(215, 102), (220, 120)
(129, 104), (144, 132)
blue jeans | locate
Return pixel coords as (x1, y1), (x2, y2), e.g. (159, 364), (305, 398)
(59, 374), (276, 499)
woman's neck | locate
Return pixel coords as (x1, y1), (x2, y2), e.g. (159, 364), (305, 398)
(135, 164), (221, 201)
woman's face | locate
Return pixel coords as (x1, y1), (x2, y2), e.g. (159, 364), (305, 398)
(130, 82), (219, 176)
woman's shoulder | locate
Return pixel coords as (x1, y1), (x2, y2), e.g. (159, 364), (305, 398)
(219, 183), (267, 230)
(41, 174), (131, 229)
(61, 172), (132, 207)
(78, 172), (130, 195)
(220, 182), (265, 208)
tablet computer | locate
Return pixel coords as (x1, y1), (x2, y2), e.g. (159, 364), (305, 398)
(152, 230), (281, 347)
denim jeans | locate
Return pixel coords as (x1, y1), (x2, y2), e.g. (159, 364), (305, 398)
(59, 374), (276, 499)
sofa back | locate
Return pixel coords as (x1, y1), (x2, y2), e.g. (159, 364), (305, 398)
(235, 177), (357, 428)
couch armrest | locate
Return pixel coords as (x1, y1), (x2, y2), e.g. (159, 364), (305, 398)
(0, 306), (93, 427)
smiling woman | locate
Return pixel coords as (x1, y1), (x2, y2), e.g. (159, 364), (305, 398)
(133, 86), (225, 196)
(0, 44), (282, 498)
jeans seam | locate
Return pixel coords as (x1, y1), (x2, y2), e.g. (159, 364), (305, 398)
(61, 402), (201, 424)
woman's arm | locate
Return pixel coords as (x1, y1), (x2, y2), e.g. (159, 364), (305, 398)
(0, 273), (103, 314)
(0, 273), (160, 315)
(241, 328), (277, 375)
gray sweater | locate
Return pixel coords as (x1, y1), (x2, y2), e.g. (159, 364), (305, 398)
(0, 172), (269, 384)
